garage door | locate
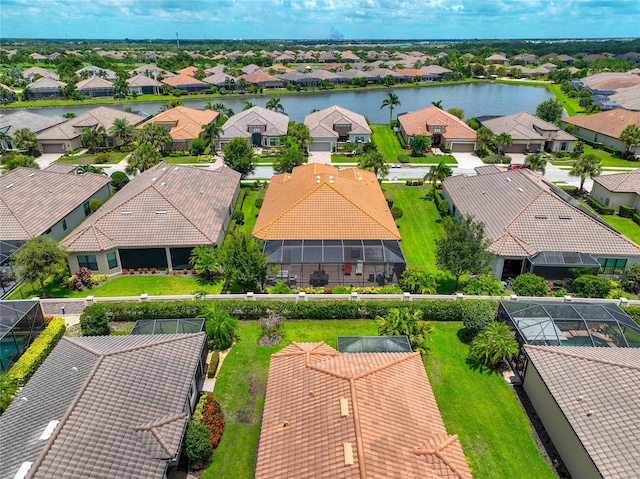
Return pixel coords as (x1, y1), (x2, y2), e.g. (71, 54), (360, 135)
(308, 142), (332, 152)
(503, 144), (527, 154)
(42, 143), (65, 153)
(450, 142), (475, 152)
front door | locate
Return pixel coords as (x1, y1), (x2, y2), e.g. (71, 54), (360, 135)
(251, 133), (262, 146)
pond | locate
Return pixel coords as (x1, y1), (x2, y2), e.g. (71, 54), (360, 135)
(11, 82), (555, 124)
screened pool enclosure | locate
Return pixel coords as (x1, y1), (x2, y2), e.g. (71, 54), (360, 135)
(0, 300), (46, 371)
(499, 301), (640, 348)
(263, 239), (406, 288)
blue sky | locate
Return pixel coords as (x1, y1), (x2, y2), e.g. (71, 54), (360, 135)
(1, 0), (638, 40)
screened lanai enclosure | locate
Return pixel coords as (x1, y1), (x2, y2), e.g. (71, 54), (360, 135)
(0, 300), (46, 371)
(525, 251), (600, 279)
(499, 301), (640, 348)
(262, 239), (406, 288)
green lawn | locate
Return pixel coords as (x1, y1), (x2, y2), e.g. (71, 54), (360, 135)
(385, 184), (444, 273)
(548, 84), (583, 117)
(205, 321), (556, 479)
(162, 155), (217, 164)
(235, 187), (266, 234)
(551, 145), (638, 169)
(7, 275), (223, 300)
(424, 323), (556, 479)
(55, 151), (129, 165)
(371, 123), (407, 162)
(601, 215), (640, 245)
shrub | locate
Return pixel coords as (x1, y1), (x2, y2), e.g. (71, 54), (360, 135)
(510, 273), (549, 297)
(383, 190), (394, 207)
(258, 311), (285, 341)
(437, 199), (449, 217)
(89, 199), (102, 212)
(586, 196), (614, 215)
(397, 155), (410, 164)
(462, 301), (496, 335)
(255, 197), (264, 209)
(189, 138), (206, 156)
(390, 206), (403, 220)
(377, 308), (433, 354)
(572, 275), (612, 298)
(399, 268), (439, 294)
(110, 171), (130, 191)
(8, 317), (66, 386)
(405, 179), (424, 186)
(67, 267), (94, 291)
(633, 214), (640, 227)
(204, 308), (238, 350)
(183, 420), (213, 471)
(207, 351), (220, 379)
(80, 306), (109, 336)
(94, 153), (112, 164)
(465, 274), (505, 296)
(267, 281), (292, 294)
(483, 154), (511, 164)
(469, 322), (519, 368)
(332, 285), (352, 294)
(0, 372), (18, 414)
(232, 211), (245, 224)
(619, 204), (635, 218)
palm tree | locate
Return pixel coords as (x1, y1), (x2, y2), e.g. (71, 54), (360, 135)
(476, 126), (495, 151)
(204, 101), (214, 110)
(376, 308), (432, 354)
(95, 126), (109, 149)
(243, 101), (254, 111)
(619, 124), (640, 157)
(524, 153), (547, 175)
(424, 162), (453, 197)
(138, 123), (173, 155)
(357, 149), (389, 178)
(469, 323), (519, 368)
(81, 127), (100, 152)
(266, 97), (284, 113)
(199, 120), (222, 150)
(570, 153), (602, 193)
(125, 143), (162, 176)
(76, 164), (107, 175)
(495, 132), (513, 155)
(109, 118), (135, 146)
(12, 128), (38, 155)
(380, 92), (401, 125)
(431, 100), (443, 109)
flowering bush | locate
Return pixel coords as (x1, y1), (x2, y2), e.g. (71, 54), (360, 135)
(66, 267), (94, 290)
(201, 394), (225, 447)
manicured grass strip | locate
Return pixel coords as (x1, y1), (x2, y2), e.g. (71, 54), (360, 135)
(162, 156), (216, 164)
(385, 183), (444, 273)
(548, 83), (583, 117)
(601, 215), (640, 245)
(424, 322), (557, 479)
(55, 151), (129, 165)
(6, 275), (223, 300)
(551, 145), (637, 168)
(204, 320), (378, 479)
(236, 187), (266, 234)
(371, 123), (407, 162)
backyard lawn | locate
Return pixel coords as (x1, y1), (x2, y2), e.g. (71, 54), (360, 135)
(205, 321), (556, 479)
(601, 215), (640, 245)
(372, 123), (407, 162)
(55, 151), (129, 165)
(6, 275), (224, 300)
(235, 187), (266, 234)
(551, 145), (639, 169)
(548, 84), (583, 117)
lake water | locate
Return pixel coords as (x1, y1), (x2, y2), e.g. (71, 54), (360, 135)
(9, 83), (555, 123)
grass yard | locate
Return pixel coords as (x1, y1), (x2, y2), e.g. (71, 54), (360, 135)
(162, 155), (217, 164)
(548, 84), (583, 117)
(601, 215), (640, 245)
(235, 187), (266, 234)
(371, 124), (407, 162)
(385, 183), (444, 273)
(6, 275), (223, 300)
(55, 151), (129, 165)
(205, 321), (556, 479)
(551, 145), (638, 169)
(424, 323), (557, 479)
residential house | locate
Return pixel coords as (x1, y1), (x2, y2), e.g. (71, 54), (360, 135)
(27, 77), (66, 100)
(0, 83), (15, 103)
(561, 109), (640, 154)
(442, 166), (640, 280)
(137, 106), (218, 151)
(176, 66), (199, 76)
(513, 53), (539, 64)
(21, 66), (59, 83)
(161, 73), (207, 93)
(202, 72), (238, 89)
(341, 50), (361, 62)
(609, 84), (640, 112)
(218, 106), (288, 149)
(127, 74), (164, 95)
(28, 52), (48, 61)
(0, 165), (111, 247)
(37, 106), (147, 153)
(318, 51), (337, 62)
(303, 105), (371, 152)
(75, 76), (115, 98)
(479, 111), (577, 154)
(556, 54), (576, 65)
(75, 65), (117, 81)
(521, 346), (640, 479)
(421, 64), (454, 80)
(253, 163), (405, 287)
(255, 342), (472, 479)
(590, 169), (640, 213)
(0, 111), (66, 151)
(238, 71), (283, 89)
(574, 73), (640, 95)
(485, 53), (509, 65)
(129, 64), (171, 80)
(0, 333), (207, 479)
(398, 106), (477, 152)
(61, 162), (241, 274)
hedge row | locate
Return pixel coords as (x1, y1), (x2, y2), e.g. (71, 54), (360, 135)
(633, 214), (640, 227)
(586, 196), (614, 215)
(619, 204), (635, 218)
(624, 306), (640, 324)
(9, 317), (66, 387)
(80, 299), (500, 324)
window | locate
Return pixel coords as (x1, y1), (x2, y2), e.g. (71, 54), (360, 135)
(78, 255), (98, 271)
(269, 137), (278, 146)
(107, 251), (118, 269)
(561, 142), (568, 151)
(354, 136), (365, 143)
(62, 219), (67, 231)
(598, 258), (627, 275)
(83, 201), (91, 216)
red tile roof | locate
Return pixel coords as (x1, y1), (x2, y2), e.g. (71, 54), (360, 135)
(138, 106), (218, 141)
(398, 107), (476, 140)
(562, 109), (640, 139)
(256, 342), (472, 479)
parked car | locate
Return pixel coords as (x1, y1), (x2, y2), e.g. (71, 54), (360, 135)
(507, 163), (525, 170)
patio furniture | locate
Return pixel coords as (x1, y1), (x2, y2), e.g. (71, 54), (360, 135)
(355, 261), (363, 276)
(309, 272), (329, 286)
(344, 262), (352, 275)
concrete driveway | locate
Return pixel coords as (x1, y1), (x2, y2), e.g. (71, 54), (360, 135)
(36, 153), (63, 169)
(308, 151), (332, 164)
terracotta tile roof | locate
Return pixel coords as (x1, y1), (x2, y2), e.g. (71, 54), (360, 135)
(161, 73), (206, 88)
(127, 74), (164, 87)
(304, 105), (371, 139)
(562, 109), (640, 138)
(395, 68), (429, 77)
(239, 71), (283, 84)
(481, 111), (576, 142)
(76, 76), (114, 90)
(256, 342), (472, 479)
(524, 346), (640, 479)
(0, 167), (111, 240)
(398, 107), (476, 140)
(253, 164), (400, 240)
(176, 66), (199, 76)
(593, 169), (640, 193)
(138, 106), (218, 141)
(443, 167), (640, 258)
(61, 162), (240, 252)
(0, 333), (206, 479)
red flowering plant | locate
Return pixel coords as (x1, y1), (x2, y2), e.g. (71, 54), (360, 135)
(201, 394), (225, 447)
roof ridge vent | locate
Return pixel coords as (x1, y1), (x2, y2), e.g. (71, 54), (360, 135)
(120, 211), (132, 215)
(155, 210), (167, 215)
(517, 187), (524, 192)
(28, 172), (35, 177)
(6, 183), (13, 188)
(39, 420), (60, 440)
(506, 177), (512, 182)
(343, 442), (354, 466)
